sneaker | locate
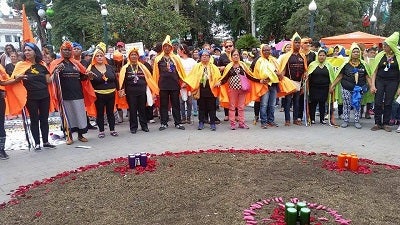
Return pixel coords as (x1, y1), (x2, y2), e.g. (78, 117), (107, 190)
(87, 124), (97, 130)
(198, 122), (204, 130)
(354, 122), (362, 129)
(34, 144), (42, 152)
(396, 126), (400, 133)
(43, 142), (56, 148)
(261, 124), (268, 129)
(311, 120), (315, 124)
(371, 124), (382, 131)
(383, 125), (392, 132)
(159, 124), (168, 131)
(210, 124), (216, 131)
(175, 124), (185, 130)
(230, 122), (236, 130)
(149, 119), (156, 124)
(320, 120), (327, 125)
(340, 122), (349, 128)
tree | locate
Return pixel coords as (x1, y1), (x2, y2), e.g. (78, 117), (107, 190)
(254, 0), (300, 42)
(212, 0), (251, 40)
(285, 0), (367, 40)
(235, 34), (260, 50)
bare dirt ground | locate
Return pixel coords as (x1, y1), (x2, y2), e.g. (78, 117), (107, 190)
(0, 150), (399, 225)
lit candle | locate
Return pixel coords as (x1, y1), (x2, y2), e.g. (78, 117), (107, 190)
(299, 207), (311, 225)
(285, 202), (295, 223)
(286, 207), (297, 225)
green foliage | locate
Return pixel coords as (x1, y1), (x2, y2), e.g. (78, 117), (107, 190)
(212, 0), (251, 40)
(382, 0), (400, 36)
(254, 0), (300, 42)
(285, 0), (365, 40)
(235, 34), (260, 51)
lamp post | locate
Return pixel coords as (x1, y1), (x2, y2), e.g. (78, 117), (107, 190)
(370, 15), (377, 34)
(45, 21), (52, 51)
(17, 33), (21, 51)
(308, 0), (317, 39)
(101, 4), (108, 46)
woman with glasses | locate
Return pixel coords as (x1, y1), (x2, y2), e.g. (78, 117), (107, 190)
(370, 32), (400, 132)
(217, 40), (237, 121)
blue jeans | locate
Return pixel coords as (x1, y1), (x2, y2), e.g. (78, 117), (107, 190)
(284, 91), (300, 122)
(260, 84), (278, 124)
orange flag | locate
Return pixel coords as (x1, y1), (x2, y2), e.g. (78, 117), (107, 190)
(22, 4), (35, 44)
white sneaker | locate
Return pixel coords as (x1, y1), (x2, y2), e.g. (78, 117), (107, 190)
(396, 125), (400, 133)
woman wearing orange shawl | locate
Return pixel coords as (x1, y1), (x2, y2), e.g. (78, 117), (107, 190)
(278, 33), (308, 126)
(217, 48), (265, 130)
(7, 43), (56, 151)
(153, 35), (186, 131)
(0, 64), (25, 159)
(49, 41), (96, 145)
(87, 48), (119, 138)
(119, 47), (159, 133)
(184, 50), (221, 131)
(251, 44), (279, 129)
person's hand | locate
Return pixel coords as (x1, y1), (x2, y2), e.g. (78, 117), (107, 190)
(181, 83), (187, 88)
(15, 74), (27, 81)
(278, 74), (284, 81)
(86, 71), (96, 80)
(54, 63), (65, 74)
(118, 89), (126, 97)
(370, 85), (377, 94)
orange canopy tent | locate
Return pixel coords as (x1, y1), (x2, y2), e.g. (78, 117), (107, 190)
(320, 31), (386, 49)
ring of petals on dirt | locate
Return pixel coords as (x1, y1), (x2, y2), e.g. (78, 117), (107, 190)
(243, 197), (351, 225)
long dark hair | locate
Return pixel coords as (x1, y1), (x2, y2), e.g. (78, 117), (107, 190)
(22, 42), (43, 64)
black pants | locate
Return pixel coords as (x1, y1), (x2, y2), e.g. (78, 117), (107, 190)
(198, 96), (217, 124)
(298, 93), (304, 120)
(374, 79), (399, 125)
(254, 101), (260, 117)
(127, 92), (147, 131)
(95, 92), (115, 132)
(0, 97), (5, 137)
(26, 97), (50, 145)
(310, 100), (326, 123)
(146, 106), (154, 121)
(159, 90), (181, 126)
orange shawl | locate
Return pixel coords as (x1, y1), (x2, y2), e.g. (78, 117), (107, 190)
(5, 61), (57, 115)
(49, 58), (96, 112)
(218, 61), (265, 108)
(153, 52), (186, 85)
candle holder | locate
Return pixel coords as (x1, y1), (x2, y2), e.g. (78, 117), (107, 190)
(337, 152), (359, 171)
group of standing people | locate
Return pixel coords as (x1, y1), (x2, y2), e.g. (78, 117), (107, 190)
(1, 31), (400, 160)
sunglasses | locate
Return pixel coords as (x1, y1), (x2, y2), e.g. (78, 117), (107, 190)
(226, 45), (233, 48)
(303, 42), (310, 44)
